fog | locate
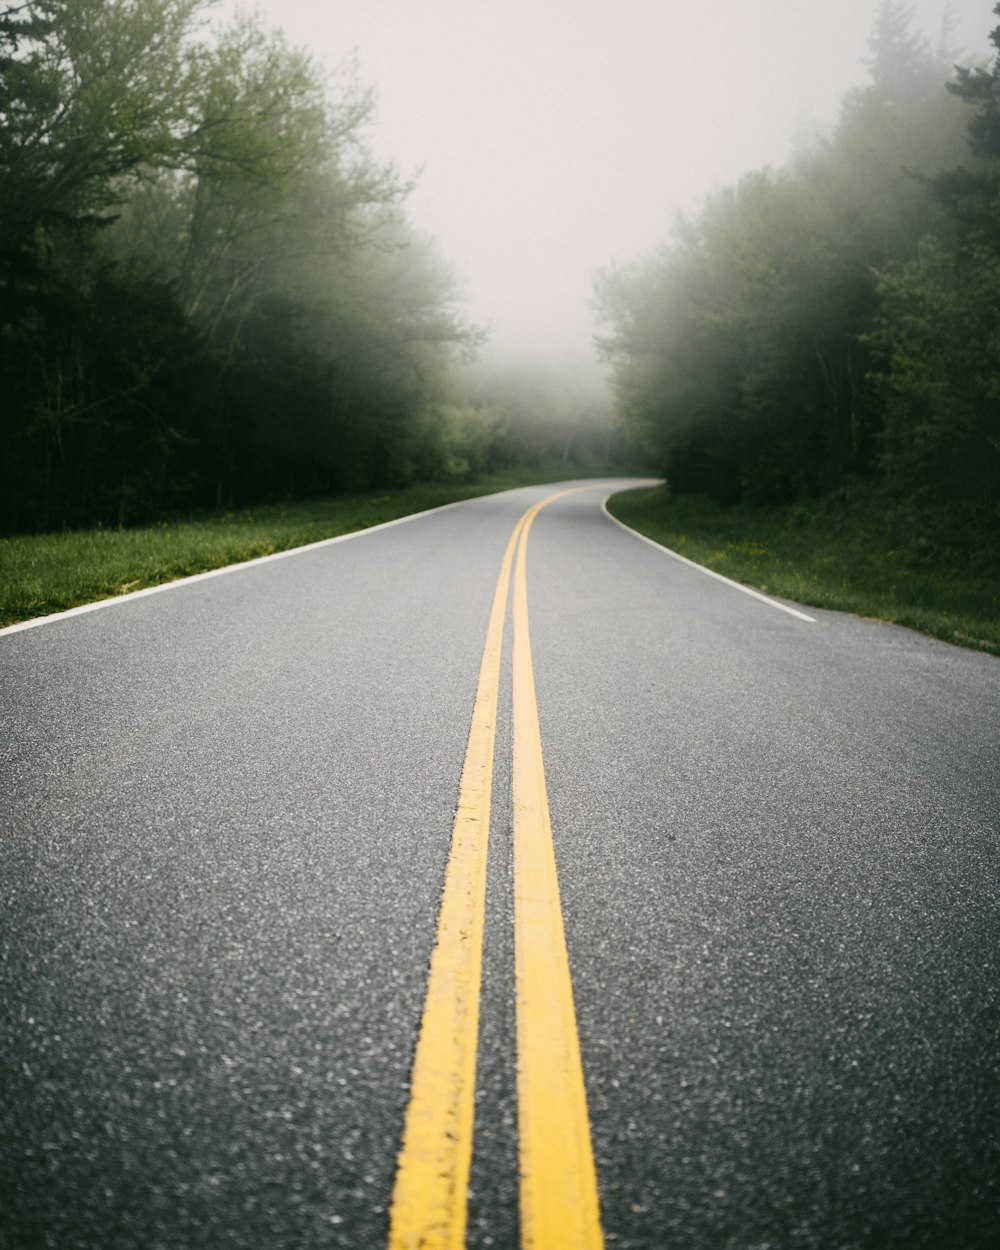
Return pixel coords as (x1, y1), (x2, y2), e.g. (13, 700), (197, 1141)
(218, 1), (992, 368)
(6, 0), (995, 533)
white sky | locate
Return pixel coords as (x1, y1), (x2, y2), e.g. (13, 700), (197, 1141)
(217, 1), (994, 367)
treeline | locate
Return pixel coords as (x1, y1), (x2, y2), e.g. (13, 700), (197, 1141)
(596, 1), (1000, 518)
(461, 357), (629, 471)
(0, 0), (610, 536)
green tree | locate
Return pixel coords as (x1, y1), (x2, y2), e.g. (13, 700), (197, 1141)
(865, 0), (942, 108)
(0, 0), (214, 529)
(0, 1), (480, 529)
(459, 357), (619, 472)
(0, 0), (205, 250)
(866, 4), (1000, 508)
(933, 1), (1000, 241)
(868, 236), (1000, 506)
(595, 1), (971, 506)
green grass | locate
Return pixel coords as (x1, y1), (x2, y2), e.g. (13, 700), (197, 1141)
(0, 470), (582, 629)
(607, 484), (1000, 654)
(10, 474), (995, 651)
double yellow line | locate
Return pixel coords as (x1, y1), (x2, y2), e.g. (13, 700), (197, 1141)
(387, 488), (604, 1250)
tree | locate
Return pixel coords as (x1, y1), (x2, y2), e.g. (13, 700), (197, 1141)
(0, 2), (482, 530)
(864, 0), (942, 108)
(0, 0), (216, 529)
(0, 0), (206, 251)
(866, 4), (1000, 508)
(868, 236), (1000, 506)
(594, 1), (973, 507)
(933, 1), (1000, 241)
(946, 1), (1000, 156)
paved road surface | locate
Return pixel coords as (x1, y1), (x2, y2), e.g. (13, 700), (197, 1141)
(2, 481), (998, 1249)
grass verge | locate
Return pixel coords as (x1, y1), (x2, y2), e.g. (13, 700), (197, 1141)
(607, 484), (1000, 654)
(0, 470), (584, 629)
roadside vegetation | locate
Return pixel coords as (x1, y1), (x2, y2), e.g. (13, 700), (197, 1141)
(596, 2), (1000, 655)
(0, 1), (620, 537)
(4, 2), (998, 651)
(609, 485), (1000, 653)
(0, 470), (610, 628)
(0, 0), (627, 630)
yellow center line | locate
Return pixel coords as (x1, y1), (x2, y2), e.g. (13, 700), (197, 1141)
(512, 499), (605, 1250)
(388, 484), (611, 1250)
(387, 511), (526, 1250)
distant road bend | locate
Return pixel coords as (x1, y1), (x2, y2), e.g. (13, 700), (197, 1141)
(1, 480), (998, 1250)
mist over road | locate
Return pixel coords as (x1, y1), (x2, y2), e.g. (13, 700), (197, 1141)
(2, 482), (997, 1249)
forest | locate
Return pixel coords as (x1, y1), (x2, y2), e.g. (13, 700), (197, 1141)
(0, 0), (618, 536)
(3, 2), (999, 549)
(596, 1), (1000, 528)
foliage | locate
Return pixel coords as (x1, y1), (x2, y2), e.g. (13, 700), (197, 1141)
(0, 471), (589, 627)
(867, 236), (1000, 506)
(0, 0), (203, 243)
(457, 357), (628, 472)
(608, 484), (1000, 654)
(0, 0), (484, 533)
(867, 1), (1000, 508)
(595, 0), (995, 524)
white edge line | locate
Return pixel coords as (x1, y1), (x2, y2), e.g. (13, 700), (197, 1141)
(601, 498), (817, 623)
(0, 494), (483, 639)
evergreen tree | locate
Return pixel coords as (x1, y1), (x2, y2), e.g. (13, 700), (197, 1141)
(947, 1), (1000, 156)
(865, 0), (941, 107)
(933, 1), (1000, 239)
(867, 4), (1000, 507)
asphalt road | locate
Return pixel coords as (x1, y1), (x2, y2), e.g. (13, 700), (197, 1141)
(2, 481), (998, 1250)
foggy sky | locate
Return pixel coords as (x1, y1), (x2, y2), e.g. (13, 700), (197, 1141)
(216, 1), (994, 367)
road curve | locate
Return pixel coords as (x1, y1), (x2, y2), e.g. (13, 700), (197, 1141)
(1, 480), (998, 1249)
